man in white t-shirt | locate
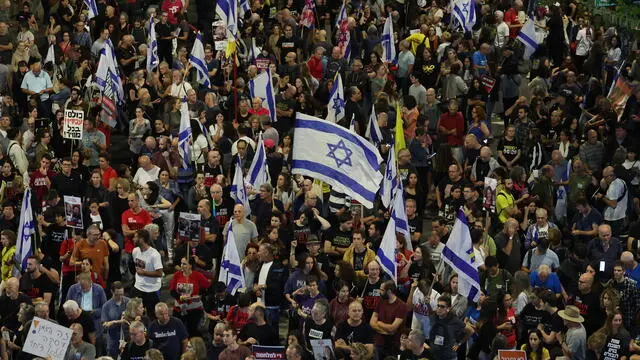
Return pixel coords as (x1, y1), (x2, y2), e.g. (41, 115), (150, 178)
(132, 229), (164, 316)
(133, 155), (160, 188)
(494, 11), (509, 50)
(597, 166), (628, 237)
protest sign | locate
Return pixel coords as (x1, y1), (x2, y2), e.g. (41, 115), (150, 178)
(177, 212), (202, 244)
(22, 317), (73, 360)
(64, 196), (84, 229)
(498, 349), (527, 360)
(483, 177), (498, 213)
(252, 345), (286, 360)
(63, 109), (84, 140)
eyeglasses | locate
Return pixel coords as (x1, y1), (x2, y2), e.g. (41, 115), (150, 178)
(436, 304), (447, 309)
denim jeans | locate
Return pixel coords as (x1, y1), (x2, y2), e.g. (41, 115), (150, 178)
(264, 306), (281, 328)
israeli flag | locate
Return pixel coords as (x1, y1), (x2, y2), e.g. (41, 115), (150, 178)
(292, 113), (383, 208)
(349, 114), (356, 132)
(555, 160), (571, 224)
(13, 188), (34, 277)
(365, 104), (382, 146)
(377, 210), (398, 284)
(248, 68), (277, 122)
(248, 38), (262, 62)
(442, 209), (482, 302)
(100, 39), (124, 104)
(381, 16), (396, 63)
(230, 158), (251, 216)
(178, 98), (192, 168)
(84, 0), (98, 20)
(239, 0), (251, 19)
(336, 1), (347, 27)
(517, 18), (539, 60)
(189, 32), (211, 87)
(451, 0), (476, 32)
(391, 185), (412, 251)
(216, 0), (238, 36)
(219, 223), (246, 295)
(146, 16), (159, 74)
(326, 73), (345, 123)
(380, 143), (397, 209)
(245, 132), (270, 188)
(45, 43), (55, 65)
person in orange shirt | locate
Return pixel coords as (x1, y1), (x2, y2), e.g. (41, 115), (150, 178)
(403, 96), (420, 143)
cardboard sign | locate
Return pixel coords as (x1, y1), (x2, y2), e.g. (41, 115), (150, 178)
(63, 196), (84, 229)
(177, 212), (202, 245)
(481, 75), (496, 93)
(252, 345), (285, 360)
(63, 109), (84, 139)
(483, 177), (498, 213)
(498, 349), (527, 360)
(22, 317), (73, 360)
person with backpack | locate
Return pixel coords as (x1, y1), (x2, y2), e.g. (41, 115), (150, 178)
(596, 166), (629, 237)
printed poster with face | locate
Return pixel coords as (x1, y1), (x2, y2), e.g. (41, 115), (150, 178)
(63, 196), (83, 229)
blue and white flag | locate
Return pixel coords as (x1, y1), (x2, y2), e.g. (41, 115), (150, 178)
(178, 98), (192, 168)
(239, 0), (251, 19)
(517, 18), (539, 60)
(219, 223), (246, 295)
(292, 113), (383, 208)
(608, 60), (626, 97)
(95, 41), (123, 127)
(189, 32), (211, 87)
(391, 186), (412, 251)
(84, 0), (98, 20)
(13, 188), (34, 277)
(326, 73), (345, 123)
(146, 16), (158, 75)
(336, 1), (347, 27)
(245, 132), (269, 188)
(555, 160), (571, 224)
(230, 158), (251, 216)
(247, 38), (262, 62)
(349, 114), (356, 132)
(442, 209), (482, 302)
(248, 68), (277, 122)
(377, 211), (398, 284)
(451, 0), (476, 32)
(381, 16), (396, 63)
(365, 104), (382, 146)
(216, 0), (238, 36)
(380, 144), (397, 208)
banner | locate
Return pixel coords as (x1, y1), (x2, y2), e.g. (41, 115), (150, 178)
(311, 339), (335, 360)
(608, 77), (633, 121)
(498, 349), (527, 360)
(177, 212), (202, 244)
(63, 196), (83, 229)
(483, 177), (498, 213)
(252, 345), (286, 360)
(481, 75), (496, 93)
(63, 109), (84, 140)
(22, 317), (73, 360)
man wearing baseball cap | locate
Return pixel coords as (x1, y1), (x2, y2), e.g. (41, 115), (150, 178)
(557, 305), (586, 360)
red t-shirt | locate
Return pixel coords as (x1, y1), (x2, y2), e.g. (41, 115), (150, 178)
(504, 8), (520, 38)
(121, 209), (152, 253)
(59, 238), (80, 274)
(169, 270), (211, 297)
(225, 305), (250, 332)
(161, 0), (184, 25)
(30, 169), (55, 207)
(439, 112), (465, 146)
(101, 166), (117, 189)
(495, 307), (517, 348)
(307, 57), (323, 80)
(248, 108), (270, 117)
(374, 298), (407, 346)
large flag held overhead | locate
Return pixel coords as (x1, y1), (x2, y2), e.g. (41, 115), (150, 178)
(84, 0), (98, 20)
(248, 68), (277, 122)
(45, 43), (55, 65)
(14, 188), (34, 277)
(517, 18), (539, 59)
(245, 132), (269, 188)
(146, 15), (159, 74)
(380, 143), (397, 209)
(451, 0), (476, 32)
(95, 41), (123, 128)
(442, 209), (482, 302)
(292, 113), (383, 208)
(365, 104), (382, 146)
(219, 223), (246, 295)
(326, 73), (345, 124)
(239, 0), (251, 19)
(189, 32), (211, 87)
(336, 1), (347, 27)
(377, 211), (398, 284)
(230, 158), (251, 216)
(301, 0), (316, 28)
(381, 16), (396, 63)
(178, 98), (192, 168)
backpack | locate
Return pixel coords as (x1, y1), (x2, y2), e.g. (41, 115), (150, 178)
(615, 179), (636, 221)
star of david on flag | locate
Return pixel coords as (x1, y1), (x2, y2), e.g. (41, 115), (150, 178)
(327, 140), (353, 168)
(326, 73), (345, 123)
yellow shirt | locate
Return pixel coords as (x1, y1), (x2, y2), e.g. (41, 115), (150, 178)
(496, 189), (515, 223)
(1, 245), (15, 281)
(520, 344), (550, 360)
(404, 33), (430, 55)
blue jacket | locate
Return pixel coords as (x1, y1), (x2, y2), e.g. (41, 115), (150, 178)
(66, 283), (107, 332)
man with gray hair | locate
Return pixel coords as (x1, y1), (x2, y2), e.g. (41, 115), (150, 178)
(494, 10), (509, 50)
(65, 323), (96, 360)
(61, 300), (97, 344)
(400, 329), (431, 359)
(148, 302), (188, 360)
(121, 320), (153, 360)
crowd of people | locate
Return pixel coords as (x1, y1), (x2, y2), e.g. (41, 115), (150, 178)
(0, 0), (639, 359)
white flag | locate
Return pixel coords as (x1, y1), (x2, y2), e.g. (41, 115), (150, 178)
(248, 68), (277, 123)
(178, 98), (192, 168)
(13, 189), (34, 277)
(451, 0), (476, 32)
(517, 18), (539, 60)
(245, 132), (270, 188)
(230, 159), (251, 216)
(381, 16), (396, 63)
(326, 73), (345, 124)
(189, 32), (210, 87)
(442, 209), (482, 302)
(146, 16), (159, 74)
(377, 213), (398, 284)
(365, 104), (382, 146)
(219, 223), (246, 295)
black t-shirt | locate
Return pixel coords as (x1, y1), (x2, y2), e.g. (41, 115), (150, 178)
(238, 322), (279, 346)
(542, 310), (565, 351)
(201, 215), (221, 258)
(352, 249), (367, 273)
(274, 94), (296, 132)
(302, 318), (333, 352)
(121, 339), (152, 360)
(600, 333), (631, 359)
(58, 310), (96, 344)
(334, 321), (374, 345)
(276, 36), (301, 60)
(353, 278), (382, 322)
(0, 294), (32, 332)
(498, 137), (520, 164)
(519, 303), (549, 340)
(0, 34), (13, 64)
(19, 273), (55, 301)
(571, 291), (603, 335)
(155, 22), (174, 47)
(148, 317), (189, 360)
(42, 224), (68, 265)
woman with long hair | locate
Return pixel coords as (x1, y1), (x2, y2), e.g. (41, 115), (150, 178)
(520, 329), (550, 360)
(190, 119), (209, 168)
(444, 274), (468, 318)
(241, 243), (260, 289)
(468, 105), (490, 143)
(604, 35), (622, 90)
(600, 287), (621, 319)
(259, 226), (288, 264)
(595, 311), (636, 358)
(512, 270), (534, 316)
(186, 172), (210, 211)
(404, 171), (425, 215)
(328, 280), (354, 326)
(110, 178), (131, 237)
(494, 290), (517, 349)
(285, 253), (328, 310)
(169, 257), (211, 337)
(84, 170), (110, 221)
